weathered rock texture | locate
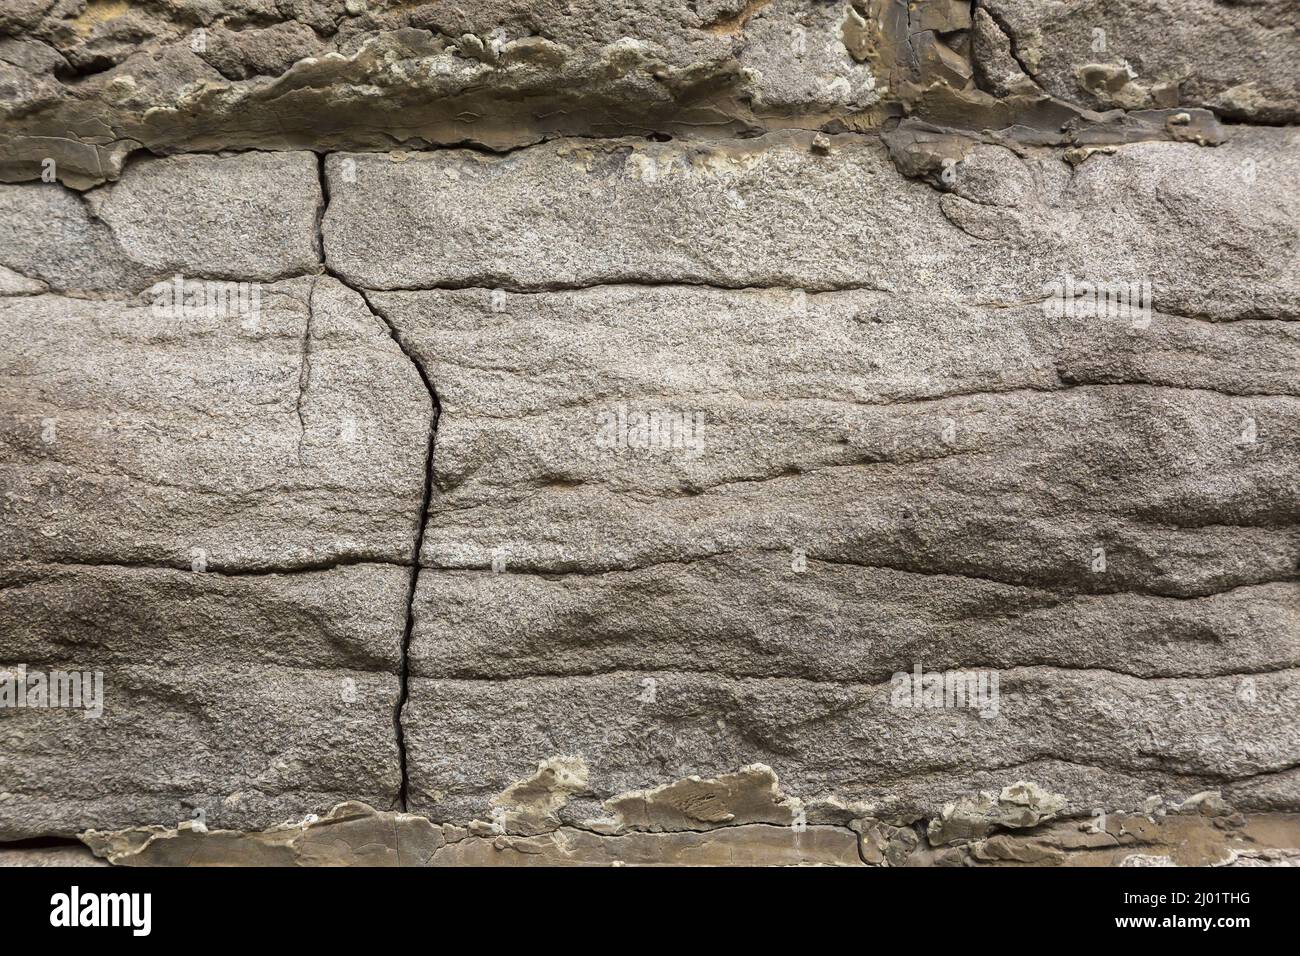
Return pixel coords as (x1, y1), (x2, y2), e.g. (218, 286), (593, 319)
(70, 770), (1300, 867)
(0, 1), (1297, 865)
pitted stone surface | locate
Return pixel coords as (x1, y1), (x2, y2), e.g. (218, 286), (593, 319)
(361, 135), (1300, 827)
(0, 561), (406, 838)
(401, 670), (1300, 827)
(382, 283), (1298, 671)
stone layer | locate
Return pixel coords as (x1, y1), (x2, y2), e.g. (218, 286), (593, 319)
(0, 0), (1297, 865)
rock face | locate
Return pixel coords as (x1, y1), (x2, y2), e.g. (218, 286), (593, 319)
(0, 175), (428, 837)
(326, 132), (1299, 316)
(976, 0), (1300, 123)
(0, 1), (1297, 865)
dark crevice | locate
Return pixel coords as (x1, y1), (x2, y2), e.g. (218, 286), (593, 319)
(348, 274), (896, 296)
(316, 151), (439, 813)
(972, 0), (1040, 87)
(418, 547), (1300, 601)
(20, 269), (1300, 326)
(0, 835), (90, 850)
(294, 276), (317, 466)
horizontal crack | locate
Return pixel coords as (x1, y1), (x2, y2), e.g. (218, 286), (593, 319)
(17, 276), (1300, 328)
(417, 547), (1300, 601)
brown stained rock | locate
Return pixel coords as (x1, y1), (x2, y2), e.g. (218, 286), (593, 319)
(479, 756), (590, 836)
(82, 802), (449, 867)
(431, 823), (863, 867)
(0, 0), (1279, 187)
(87, 810), (860, 867)
(968, 809), (1300, 867)
(596, 764), (803, 833)
(52, 784), (1300, 867)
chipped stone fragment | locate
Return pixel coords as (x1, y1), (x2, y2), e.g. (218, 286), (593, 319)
(483, 756), (589, 836)
(927, 782), (1067, 846)
(979, 0), (1300, 122)
(597, 764), (802, 833)
(853, 819), (921, 867)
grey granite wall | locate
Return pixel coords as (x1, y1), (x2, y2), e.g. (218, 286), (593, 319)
(1, 0), (1297, 866)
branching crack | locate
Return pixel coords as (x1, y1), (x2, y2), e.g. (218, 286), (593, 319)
(973, 0), (1041, 87)
(316, 151), (439, 812)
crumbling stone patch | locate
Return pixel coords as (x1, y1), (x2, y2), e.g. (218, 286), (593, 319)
(69, 770), (1300, 868)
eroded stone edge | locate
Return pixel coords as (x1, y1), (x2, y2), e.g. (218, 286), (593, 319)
(0, 0), (1254, 189)
(72, 763), (1300, 867)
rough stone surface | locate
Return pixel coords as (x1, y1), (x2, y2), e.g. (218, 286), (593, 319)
(0, 562), (407, 837)
(0, 0), (896, 187)
(2, 275), (429, 568)
(1, 266), (427, 837)
(978, 0), (1300, 123)
(404, 671), (1300, 827)
(0, 1), (1297, 866)
(333, 130), (1299, 319)
(0, 151), (322, 292)
(0, 0), (1285, 187)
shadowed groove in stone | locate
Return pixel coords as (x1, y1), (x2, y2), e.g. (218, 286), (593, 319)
(316, 150), (441, 811)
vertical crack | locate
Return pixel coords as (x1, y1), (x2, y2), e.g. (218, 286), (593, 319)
(313, 151), (440, 811)
(973, 0), (1041, 87)
(364, 290), (439, 813)
(294, 275), (318, 466)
